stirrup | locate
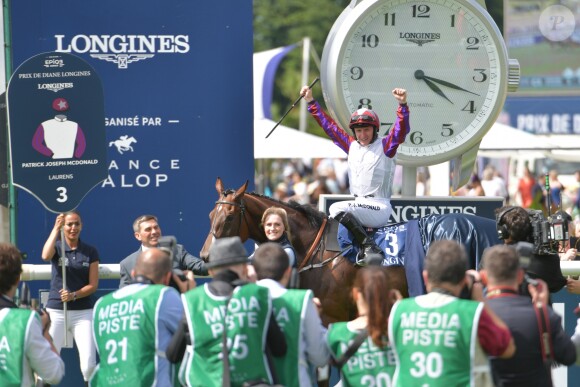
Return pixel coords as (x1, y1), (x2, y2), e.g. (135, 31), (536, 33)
(357, 245), (383, 266)
(355, 251), (368, 267)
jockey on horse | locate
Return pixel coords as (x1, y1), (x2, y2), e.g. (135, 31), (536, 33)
(300, 85), (410, 265)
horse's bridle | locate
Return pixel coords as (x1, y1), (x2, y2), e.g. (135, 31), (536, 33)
(209, 195), (248, 240)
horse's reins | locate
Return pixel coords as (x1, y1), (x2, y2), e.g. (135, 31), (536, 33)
(212, 193), (345, 273)
(297, 217), (349, 273)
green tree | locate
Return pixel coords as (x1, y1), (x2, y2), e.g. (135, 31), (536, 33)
(254, 0), (349, 133)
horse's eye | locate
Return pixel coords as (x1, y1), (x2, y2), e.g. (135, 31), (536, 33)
(225, 215), (234, 222)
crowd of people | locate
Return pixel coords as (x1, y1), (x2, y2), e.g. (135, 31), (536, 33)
(4, 193), (580, 385)
(4, 210), (580, 386)
(263, 157), (580, 227)
(5, 83), (580, 386)
(3, 179), (580, 386)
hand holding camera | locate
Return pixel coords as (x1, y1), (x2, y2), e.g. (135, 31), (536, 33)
(157, 236), (196, 292)
(527, 277), (549, 305)
(172, 269), (196, 293)
(464, 269), (484, 301)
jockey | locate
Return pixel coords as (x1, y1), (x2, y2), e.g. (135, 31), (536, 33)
(301, 86), (410, 265)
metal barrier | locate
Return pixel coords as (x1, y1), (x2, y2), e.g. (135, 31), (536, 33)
(20, 261), (580, 281)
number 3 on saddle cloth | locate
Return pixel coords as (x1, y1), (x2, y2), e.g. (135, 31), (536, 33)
(337, 223), (407, 267)
(337, 213), (505, 297)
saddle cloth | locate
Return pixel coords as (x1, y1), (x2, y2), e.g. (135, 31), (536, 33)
(337, 223), (407, 266)
(337, 220), (427, 296)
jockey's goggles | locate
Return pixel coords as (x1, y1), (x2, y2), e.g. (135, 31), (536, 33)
(350, 115), (375, 124)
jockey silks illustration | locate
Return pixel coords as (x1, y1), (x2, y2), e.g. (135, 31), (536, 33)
(32, 98), (87, 159)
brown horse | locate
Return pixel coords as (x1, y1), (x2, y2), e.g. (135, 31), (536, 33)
(200, 178), (568, 325)
(200, 177), (408, 325)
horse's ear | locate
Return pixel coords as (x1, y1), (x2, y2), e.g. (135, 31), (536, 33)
(215, 177), (224, 195)
(235, 180), (248, 197)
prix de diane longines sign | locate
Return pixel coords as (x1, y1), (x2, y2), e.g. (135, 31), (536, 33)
(7, 52), (107, 213)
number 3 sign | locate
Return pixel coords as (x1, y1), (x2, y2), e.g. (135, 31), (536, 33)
(7, 52), (107, 213)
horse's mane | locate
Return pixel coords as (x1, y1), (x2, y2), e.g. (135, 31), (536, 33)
(247, 191), (325, 229)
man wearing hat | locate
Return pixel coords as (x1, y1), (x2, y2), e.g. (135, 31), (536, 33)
(167, 236), (286, 387)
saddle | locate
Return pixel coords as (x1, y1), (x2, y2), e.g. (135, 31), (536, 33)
(336, 222), (407, 266)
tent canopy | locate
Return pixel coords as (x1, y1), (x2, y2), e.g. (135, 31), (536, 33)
(254, 118), (346, 159)
(480, 122), (557, 151)
(479, 122), (580, 161)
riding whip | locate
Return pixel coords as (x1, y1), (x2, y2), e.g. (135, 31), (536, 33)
(265, 77), (319, 139)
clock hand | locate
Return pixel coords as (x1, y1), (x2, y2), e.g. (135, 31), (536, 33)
(417, 70), (480, 96)
(415, 70), (453, 104)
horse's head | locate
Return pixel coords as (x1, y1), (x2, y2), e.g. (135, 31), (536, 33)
(200, 177), (249, 261)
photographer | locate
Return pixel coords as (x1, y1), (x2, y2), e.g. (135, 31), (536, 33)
(253, 242), (328, 387)
(0, 243), (64, 386)
(481, 245), (576, 386)
(166, 237), (287, 387)
(388, 240), (514, 387)
(91, 247), (195, 386)
(495, 205), (567, 293)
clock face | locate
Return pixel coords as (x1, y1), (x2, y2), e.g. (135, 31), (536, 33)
(322, 0), (508, 166)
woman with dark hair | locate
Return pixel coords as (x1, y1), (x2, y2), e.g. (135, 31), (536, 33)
(326, 267), (400, 386)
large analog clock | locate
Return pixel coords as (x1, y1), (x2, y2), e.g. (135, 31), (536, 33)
(321, 0), (519, 186)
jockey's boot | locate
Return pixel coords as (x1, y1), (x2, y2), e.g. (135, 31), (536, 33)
(335, 212), (382, 265)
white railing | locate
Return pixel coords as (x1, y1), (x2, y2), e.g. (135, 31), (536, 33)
(21, 264), (121, 281)
(20, 262), (580, 281)
(558, 261), (580, 277)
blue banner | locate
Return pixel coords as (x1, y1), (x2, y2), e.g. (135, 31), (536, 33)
(8, 52), (107, 213)
(504, 95), (580, 135)
(11, 1), (254, 268)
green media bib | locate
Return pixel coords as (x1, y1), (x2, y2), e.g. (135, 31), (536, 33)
(182, 283), (272, 387)
(271, 289), (312, 387)
(91, 284), (169, 386)
(327, 322), (396, 387)
(0, 308), (36, 387)
(390, 297), (482, 387)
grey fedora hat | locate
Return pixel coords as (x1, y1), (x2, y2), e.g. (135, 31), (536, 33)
(207, 236), (249, 269)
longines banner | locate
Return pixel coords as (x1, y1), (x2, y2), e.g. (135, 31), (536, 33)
(11, 1), (254, 264)
(319, 195), (504, 222)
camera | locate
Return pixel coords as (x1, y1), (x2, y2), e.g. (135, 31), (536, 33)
(515, 241), (539, 288)
(157, 236), (189, 287)
(459, 272), (479, 300)
(514, 242), (539, 297)
(528, 209), (568, 255)
(158, 235), (177, 259)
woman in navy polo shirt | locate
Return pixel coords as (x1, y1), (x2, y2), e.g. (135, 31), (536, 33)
(41, 210), (99, 384)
